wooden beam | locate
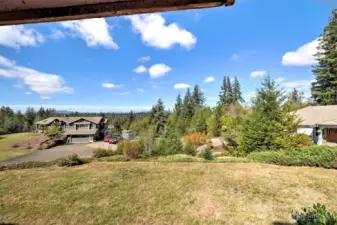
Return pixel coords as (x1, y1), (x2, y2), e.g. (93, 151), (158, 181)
(0, 0), (235, 26)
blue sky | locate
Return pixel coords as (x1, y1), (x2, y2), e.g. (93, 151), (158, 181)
(0, 0), (336, 112)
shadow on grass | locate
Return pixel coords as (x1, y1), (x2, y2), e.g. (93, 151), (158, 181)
(273, 222), (293, 225)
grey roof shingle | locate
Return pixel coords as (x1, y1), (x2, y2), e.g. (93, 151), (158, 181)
(294, 106), (337, 126)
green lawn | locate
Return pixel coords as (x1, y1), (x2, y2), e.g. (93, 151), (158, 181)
(1, 162), (337, 225)
(0, 133), (35, 161)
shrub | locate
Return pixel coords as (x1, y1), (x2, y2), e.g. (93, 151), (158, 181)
(116, 142), (124, 155)
(291, 203), (337, 225)
(93, 149), (112, 158)
(202, 148), (213, 161)
(247, 146), (337, 169)
(183, 142), (196, 156)
(56, 153), (83, 167)
(122, 140), (141, 159)
(0, 161), (52, 171)
(154, 138), (183, 156)
(183, 132), (208, 146)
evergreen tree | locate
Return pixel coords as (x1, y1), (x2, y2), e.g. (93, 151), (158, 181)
(233, 76), (244, 103)
(149, 99), (167, 137)
(182, 88), (195, 121)
(218, 76), (228, 105)
(127, 110), (135, 129)
(25, 107), (36, 131)
(226, 77), (233, 104)
(207, 105), (222, 137)
(37, 107), (46, 120)
(311, 9), (337, 105)
(190, 107), (212, 133)
(174, 94), (183, 115)
(239, 76), (299, 153)
(288, 88), (304, 104)
(192, 84), (205, 107)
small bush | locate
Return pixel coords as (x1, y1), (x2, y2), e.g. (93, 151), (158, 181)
(183, 132), (208, 146)
(247, 146), (337, 169)
(93, 149), (112, 158)
(291, 203), (337, 225)
(154, 138), (183, 156)
(183, 142), (196, 156)
(56, 157), (72, 167)
(0, 161), (52, 171)
(122, 140), (141, 159)
(202, 148), (213, 161)
(56, 153), (83, 167)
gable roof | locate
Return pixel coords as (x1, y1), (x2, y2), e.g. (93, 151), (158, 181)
(36, 116), (106, 125)
(294, 106), (337, 126)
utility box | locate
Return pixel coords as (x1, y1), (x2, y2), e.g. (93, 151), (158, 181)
(121, 130), (136, 140)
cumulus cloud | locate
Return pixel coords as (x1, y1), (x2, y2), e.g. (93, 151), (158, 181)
(0, 55), (73, 99)
(250, 71), (266, 77)
(275, 77), (285, 83)
(133, 65), (147, 73)
(174, 83), (190, 89)
(60, 18), (118, 49)
(282, 39), (319, 66)
(280, 79), (315, 91)
(137, 89), (144, 92)
(127, 13), (197, 49)
(0, 25), (44, 49)
(204, 76), (215, 83)
(24, 92), (32, 95)
(138, 56), (151, 63)
(149, 64), (171, 78)
(49, 30), (66, 40)
(101, 83), (123, 88)
(14, 83), (24, 89)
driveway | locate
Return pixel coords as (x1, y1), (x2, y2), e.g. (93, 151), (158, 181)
(0, 144), (94, 166)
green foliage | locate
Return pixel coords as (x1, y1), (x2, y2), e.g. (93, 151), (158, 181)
(93, 149), (113, 158)
(122, 140), (141, 159)
(207, 105), (222, 137)
(183, 142), (196, 156)
(44, 123), (63, 137)
(192, 84), (205, 107)
(202, 148), (213, 160)
(190, 107), (212, 133)
(149, 99), (168, 137)
(247, 146), (337, 169)
(154, 136), (183, 156)
(0, 161), (53, 171)
(292, 203), (337, 225)
(238, 76), (299, 153)
(56, 153), (83, 167)
(233, 77), (244, 104)
(312, 9), (337, 105)
(139, 135), (155, 157)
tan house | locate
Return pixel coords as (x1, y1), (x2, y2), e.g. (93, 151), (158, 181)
(294, 106), (337, 145)
(36, 116), (108, 143)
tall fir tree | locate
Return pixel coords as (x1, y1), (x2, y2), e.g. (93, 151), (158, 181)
(239, 76), (299, 153)
(174, 94), (183, 115)
(182, 88), (195, 121)
(25, 107), (36, 131)
(218, 76), (228, 105)
(192, 84), (205, 107)
(311, 9), (337, 105)
(226, 77), (233, 104)
(232, 76), (244, 103)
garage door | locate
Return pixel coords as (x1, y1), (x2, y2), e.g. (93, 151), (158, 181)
(71, 135), (90, 143)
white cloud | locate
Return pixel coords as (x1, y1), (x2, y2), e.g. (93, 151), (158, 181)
(101, 83), (123, 88)
(204, 76), (215, 83)
(41, 96), (51, 100)
(250, 71), (266, 77)
(133, 65), (147, 73)
(275, 77), (285, 83)
(174, 83), (190, 89)
(127, 13), (197, 49)
(137, 89), (144, 92)
(0, 56), (16, 67)
(149, 64), (171, 78)
(282, 39), (319, 66)
(138, 56), (151, 63)
(24, 92), (32, 95)
(0, 25), (44, 49)
(0, 55), (73, 99)
(230, 54), (239, 61)
(9, 104), (152, 113)
(60, 18), (118, 49)
(49, 30), (66, 40)
(280, 79), (315, 91)
(111, 92), (129, 96)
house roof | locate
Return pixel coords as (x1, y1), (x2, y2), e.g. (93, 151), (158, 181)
(36, 116), (106, 125)
(294, 106), (337, 126)
(64, 129), (98, 136)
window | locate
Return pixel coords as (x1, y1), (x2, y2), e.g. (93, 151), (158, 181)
(77, 124), (89, 129)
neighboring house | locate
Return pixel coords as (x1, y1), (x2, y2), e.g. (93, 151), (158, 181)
(36, 116), (108, 143)
(121, 130), (136, 140)
(294, 106), (337, 145)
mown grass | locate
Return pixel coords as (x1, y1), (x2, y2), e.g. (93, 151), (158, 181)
(0, 133), (35, 161)
(1, 162), (337, 225)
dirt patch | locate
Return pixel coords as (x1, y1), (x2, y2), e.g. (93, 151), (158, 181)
(12, 134), (66, 150)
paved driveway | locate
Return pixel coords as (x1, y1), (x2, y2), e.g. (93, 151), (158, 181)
(0, 144), (94, 166)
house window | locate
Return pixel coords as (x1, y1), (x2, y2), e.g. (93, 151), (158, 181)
(77, 124), (89, 129)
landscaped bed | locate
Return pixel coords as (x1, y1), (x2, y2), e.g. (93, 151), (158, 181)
(1, 162), (337, 224)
